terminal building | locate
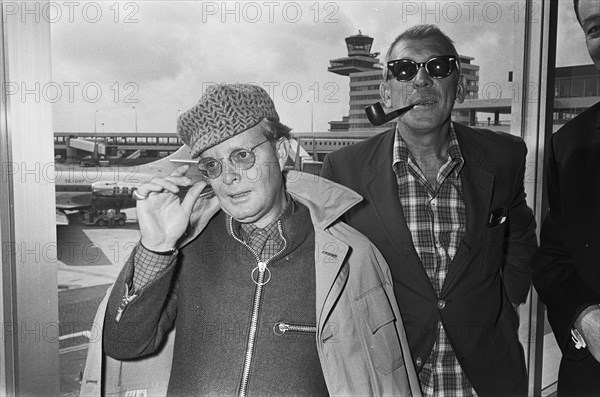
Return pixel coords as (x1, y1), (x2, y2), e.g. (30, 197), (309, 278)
(324, 31), (599, 140)
(53, 33), (599, 166)
(54, 132), (183, 164)
(553, 64), (600, 124)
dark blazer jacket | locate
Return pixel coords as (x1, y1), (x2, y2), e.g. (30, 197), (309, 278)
(534, 101), (600, 385)
(321, 122), (537, 396)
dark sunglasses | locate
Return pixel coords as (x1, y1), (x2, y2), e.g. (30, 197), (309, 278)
(387, 55), (459, 82)
(198, 139), (270, 179)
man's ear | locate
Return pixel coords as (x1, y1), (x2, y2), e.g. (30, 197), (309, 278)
(455, 74), (467, 104)
(380, 81), (392, 107)
(276, 138), (290, 171)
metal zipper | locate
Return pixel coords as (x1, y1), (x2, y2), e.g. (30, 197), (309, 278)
(229, 218), (287, 397)
(115, 283), (137, 323)
(273, 322), (317, 336)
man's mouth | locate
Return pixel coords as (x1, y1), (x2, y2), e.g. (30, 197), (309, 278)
(229, 191), (250, 199)
(413, 100), (437, 106)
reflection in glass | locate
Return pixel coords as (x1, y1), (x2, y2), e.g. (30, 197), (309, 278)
(46, 0), (566, 395)
(584, 77), (598, 96)
(571, 78), (585, 97)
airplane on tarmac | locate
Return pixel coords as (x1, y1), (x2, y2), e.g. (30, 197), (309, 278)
(54, 145), (206, 225)
(54, 140), (311, 225)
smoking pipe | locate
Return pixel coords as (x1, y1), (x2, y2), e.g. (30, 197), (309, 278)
(364, 102), (415, 126)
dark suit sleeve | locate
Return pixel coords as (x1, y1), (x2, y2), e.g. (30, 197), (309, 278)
(502, 141), (538, 304)
(103, 245), (179, 359)
(534, 134), (599, 352)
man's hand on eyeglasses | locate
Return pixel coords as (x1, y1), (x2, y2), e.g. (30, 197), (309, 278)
(136, 165), (219, 252)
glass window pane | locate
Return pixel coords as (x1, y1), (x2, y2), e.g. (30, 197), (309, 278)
(585, 77), (598, 96)
(571, 78), (585, 97)
(541, 1), (599, 395)
(560, 79), (571, 97)
(46, 1), (555, 395)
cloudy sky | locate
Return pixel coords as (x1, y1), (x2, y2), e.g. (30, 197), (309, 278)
(48, 0), (591, 135)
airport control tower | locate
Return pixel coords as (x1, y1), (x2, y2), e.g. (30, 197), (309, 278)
(327, 31), (392, 134)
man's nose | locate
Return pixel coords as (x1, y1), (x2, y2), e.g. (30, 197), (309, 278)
(413, 66), (433, 87)
(220, 160), (242, 184)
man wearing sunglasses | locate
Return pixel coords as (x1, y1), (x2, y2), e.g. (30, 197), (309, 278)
(100, 83), (421, 396)
(322, 24), (537, 396)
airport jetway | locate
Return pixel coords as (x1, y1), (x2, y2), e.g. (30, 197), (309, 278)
(126, 149), (142, 159)
(68, 138), (106, 155)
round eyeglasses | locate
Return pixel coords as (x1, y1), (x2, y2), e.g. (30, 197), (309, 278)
(387, 55), (459, 82)
(197, 139), (271, 179)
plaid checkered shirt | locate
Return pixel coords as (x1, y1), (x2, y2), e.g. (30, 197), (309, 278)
(393, 123), (477, 397)
(132, 199), (293, 290)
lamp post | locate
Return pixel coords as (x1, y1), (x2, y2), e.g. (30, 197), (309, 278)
(307, 100), (317, 160)
(132, 106), (138, 133)
(306, 100), (314, 133)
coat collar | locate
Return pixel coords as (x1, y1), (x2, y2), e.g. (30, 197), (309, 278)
(452, 123), (494, 247)
(179, 171), (363, 247)
(285, 170), (363, 229)
(362, 129), (432, 289)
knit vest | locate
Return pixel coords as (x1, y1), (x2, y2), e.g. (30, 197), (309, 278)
(167, 202), (328, 396)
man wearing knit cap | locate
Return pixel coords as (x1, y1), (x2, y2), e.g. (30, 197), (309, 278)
(102, 83), (421, 396)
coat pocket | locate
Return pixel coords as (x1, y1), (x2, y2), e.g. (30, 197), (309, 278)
(355, 284), (404, 375)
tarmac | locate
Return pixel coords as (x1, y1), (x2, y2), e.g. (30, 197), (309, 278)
(57, 208), (139, 396)
(57, 208), (139, 289)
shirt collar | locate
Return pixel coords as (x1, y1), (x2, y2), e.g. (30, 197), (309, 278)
(392, 122), (465, 175)
(233, 194), (295, 240)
